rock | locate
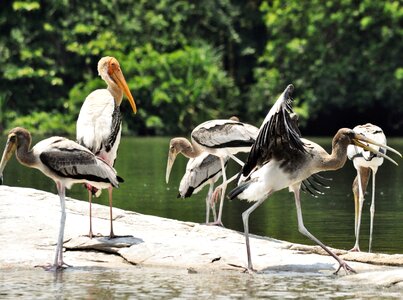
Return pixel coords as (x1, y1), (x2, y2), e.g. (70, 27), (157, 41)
(1, 185), (403, 287)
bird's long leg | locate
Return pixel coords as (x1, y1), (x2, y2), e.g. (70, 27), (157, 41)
(108, 186), (115, 239)
(369, 167), (378, 253)
(353, 170), (364, 252)
(213, 158), (228, 226)
(47, 182), (69, 271)
(88, 190), (93, 239)
(228, 154), (244, 166)
(351, 168), (370, 252)
(242, 197), (267, 272)
(292, 186), (356, 274)
(205, 183), (213, 223)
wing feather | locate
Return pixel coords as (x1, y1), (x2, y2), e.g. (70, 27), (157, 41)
(192, 120), (257, 149)
(242, 86), (306, 177)
(39, 139), (120, 187)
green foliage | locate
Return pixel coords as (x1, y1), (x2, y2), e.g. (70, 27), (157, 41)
(0, 0), (402, 136)
(6, 111), (74, 136)
(66, 44), (239, 135)
(250, 0), (403, 132)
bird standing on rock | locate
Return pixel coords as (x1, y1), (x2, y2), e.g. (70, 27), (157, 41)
(228, 84), (401, 274)
(0, 127), (123, 270)
(177, 151), (229, 224)
(76, 56), (137, 238)
(166, 119), (259, 226)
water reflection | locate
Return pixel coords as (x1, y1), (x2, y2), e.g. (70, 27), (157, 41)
(1, 136), (402, 254)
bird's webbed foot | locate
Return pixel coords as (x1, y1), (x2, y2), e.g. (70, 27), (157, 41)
(348, 246), (360, 252)
(206, 220), (224, 227)
(36, 261), (72, 272)
(334, 261), (356, 275)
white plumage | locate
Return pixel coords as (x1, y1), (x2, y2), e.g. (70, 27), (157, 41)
(178, 152), (229, 223)
(76, 56), (136, 238)
(228, 84), (400, 274)
(347, 123), (387, 253)
(166, 119), (259, 225)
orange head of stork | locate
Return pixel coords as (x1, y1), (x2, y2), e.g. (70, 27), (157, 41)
(97, 56), (137, 114)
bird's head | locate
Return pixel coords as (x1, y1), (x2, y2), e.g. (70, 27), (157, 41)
(0, 127), (29, 184)
(343, 129), (402, 165)
(165, 138), (191, 184)
(98, 56), (137, 114)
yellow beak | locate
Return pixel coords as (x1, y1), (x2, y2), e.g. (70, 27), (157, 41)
(109, 58), (137, 114)
(0, 134), (17, 184)
(352, 133), (402, 166)
(166, 148), (178, 184)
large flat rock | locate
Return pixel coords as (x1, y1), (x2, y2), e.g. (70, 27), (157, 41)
(0, 186), (402, 287)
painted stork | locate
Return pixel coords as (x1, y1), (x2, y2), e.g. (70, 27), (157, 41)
(177, 152), (229, 223)
(166, 119), (259, 226)
(76, 56), (136, 238)
(228, 84), (401, 274)
(0, 127), (123, 270)
(347, 123), (391, 253)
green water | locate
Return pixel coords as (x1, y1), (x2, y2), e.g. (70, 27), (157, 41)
(2, 136), (403, 254)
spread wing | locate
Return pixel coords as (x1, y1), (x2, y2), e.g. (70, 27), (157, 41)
(242, 84), (306, 177)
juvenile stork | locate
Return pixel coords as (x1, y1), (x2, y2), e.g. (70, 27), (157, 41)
(166, 119), (259, 226)
(76, 56), (136, 238)
(347, 123), (390, 252)
(178, 152), (229, 223)
(0, 127), (123, 270)
(228, 84), (401, 274)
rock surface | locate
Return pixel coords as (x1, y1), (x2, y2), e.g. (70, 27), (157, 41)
(1, 185), (402, 287)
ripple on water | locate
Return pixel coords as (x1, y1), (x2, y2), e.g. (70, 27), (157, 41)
(0, 267), (402, 299)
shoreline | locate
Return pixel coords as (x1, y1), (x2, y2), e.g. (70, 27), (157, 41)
(1, 185), (402, 287)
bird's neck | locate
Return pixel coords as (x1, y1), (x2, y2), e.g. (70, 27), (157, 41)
(178, 138), (203, 158)
(324, 137), (349, 171)
(107, 82), (123, 106)
(16, 139), (36, 167)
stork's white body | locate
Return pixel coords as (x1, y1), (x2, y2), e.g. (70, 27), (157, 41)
(347, 123), (386, 252)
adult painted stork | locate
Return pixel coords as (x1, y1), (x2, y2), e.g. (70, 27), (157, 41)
(228, 84), (401, 274)
(166, 119), (259, 226)
(177, 151), (229, 223)
(347, 123), (390, 253)
(76, 56), (136, 238)
(0, 127), (123, 270)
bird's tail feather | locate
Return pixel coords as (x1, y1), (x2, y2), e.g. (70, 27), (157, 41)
(227, 181), (252, 200)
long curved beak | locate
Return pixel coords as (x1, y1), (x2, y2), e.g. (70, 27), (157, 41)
(353, 134), (402, 166)
(0, 136), (17, 184)
(109, 62), (137, 114)
(166, 148), (178, 184)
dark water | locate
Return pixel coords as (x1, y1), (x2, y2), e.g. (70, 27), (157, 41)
(2, 136), (403, 254)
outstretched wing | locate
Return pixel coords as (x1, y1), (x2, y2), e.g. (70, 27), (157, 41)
(242, 84), (306, 177)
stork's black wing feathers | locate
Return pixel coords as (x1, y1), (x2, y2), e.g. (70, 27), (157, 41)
(242, 97), (306, 177)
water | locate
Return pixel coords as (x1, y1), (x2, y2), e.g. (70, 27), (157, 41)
(2, 136), (403, 254)
(1, 267), (402, 299)
(1, 136), (403, 298)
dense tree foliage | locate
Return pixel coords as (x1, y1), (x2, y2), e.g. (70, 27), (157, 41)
(0, 0), (402, 136)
